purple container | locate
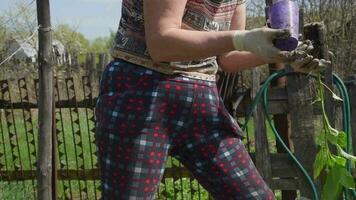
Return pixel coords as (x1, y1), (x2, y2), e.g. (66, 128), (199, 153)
(268, 0), (299, 51)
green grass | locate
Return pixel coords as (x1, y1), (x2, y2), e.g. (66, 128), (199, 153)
(0, 109), (284, 199)
(0, 181), (36, 200)
(240, 117), (278, 153)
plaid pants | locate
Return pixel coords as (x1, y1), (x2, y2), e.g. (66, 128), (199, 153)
(95, 59), (275, 200)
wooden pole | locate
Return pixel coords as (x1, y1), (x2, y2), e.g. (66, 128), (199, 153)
(285, 23), (328, 199)
(265, 0), (296, 198)
(286, 71), (319, 199)
(251, 68), (272, 185)
(304, 23), (333, 126)
(36, 0), (54, 199)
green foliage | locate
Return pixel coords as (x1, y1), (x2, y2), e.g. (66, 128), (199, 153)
(321, 164), (354, 200)
(313, 147), (328, 179)
(53, 24), (90, 55)
(0, 181), (35, 200)
(4, 0), (37, 38)
(107, 31), (116, 47)
(89, 37), (109, 53)
(0, 0), (37, 55)
(313, 74), (356, 199)
(88, 30), (115, 53)
(0, 0), (114, 57)
(0, 18), (9, 55)
(322, 165), (345, 200)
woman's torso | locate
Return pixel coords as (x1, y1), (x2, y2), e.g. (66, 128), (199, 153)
(111, 0), (245, 81)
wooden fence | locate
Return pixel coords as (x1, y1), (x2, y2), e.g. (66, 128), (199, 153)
(0, 68), (355, 199)
(0, 75), (217, 199)
(2, 70), (354, 200)
(0, 25), (355, 200)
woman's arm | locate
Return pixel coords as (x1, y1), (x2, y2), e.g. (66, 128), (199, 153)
(217, 3), (268, 72)
(218, 52), (267, 72)
(144, 0), (289, 63)
(144, 0), (235, 62)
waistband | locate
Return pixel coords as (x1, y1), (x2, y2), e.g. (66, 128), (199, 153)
(112, 58), (217, 87)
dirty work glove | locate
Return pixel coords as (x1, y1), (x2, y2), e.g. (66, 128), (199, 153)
(232, 27), (291, 62)
(287, 40), (331, 73)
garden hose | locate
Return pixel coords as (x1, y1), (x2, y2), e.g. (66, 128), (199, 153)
(332, 74), (356, 198)
(241, 69), (355, 200)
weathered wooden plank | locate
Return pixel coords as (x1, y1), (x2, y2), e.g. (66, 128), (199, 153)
(302, 22), (332, 199)
(251, 68), (273, 183)
(0, 170), (97, 181)
(287, 72), (319, 199)
(0, 164), (297, 182)
(0, 168), (191, 181)
(250, 153), (299, 178)
(97, 54), (109, 82)
(270, 154), (298, 178)
(235, 87), (289, 117)
(0, 153), (303, 181)
(89, 53), (96, 79)
(270, 179), (299, 191)
(237, 98), (334, 117)
(0, 98), (97, 109)
(0, 88), (338, 118)
(268, 86), (288, 100)
(305, 22), (334, 127)
(36, 0), (55, 198)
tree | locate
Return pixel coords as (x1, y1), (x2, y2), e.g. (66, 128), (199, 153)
(53, 24), (90, 56)
(0, 17), (9, 58)
(88, 30), (115, 53)
(0, 0), (37, 58)
(89, 37), (108, 53)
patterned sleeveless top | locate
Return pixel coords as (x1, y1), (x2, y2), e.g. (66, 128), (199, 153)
(111, 0), (245, 81)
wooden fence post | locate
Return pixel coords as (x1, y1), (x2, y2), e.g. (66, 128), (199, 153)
(89, 53), (96, 80)
(36, 0), (55, 199)
(286, 22), (332, 199)
(251, 68), (272, 184)
(71, 53), (79, 71)
(287, 73), (318, 199)
(98, 54), (109, 76)
(305, 23), (333, 126)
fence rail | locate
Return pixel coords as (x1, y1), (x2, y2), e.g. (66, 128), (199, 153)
(0, 46), (355, 199)
(0, 75), (219, 199)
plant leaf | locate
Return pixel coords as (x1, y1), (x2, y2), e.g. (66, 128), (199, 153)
(314, 148), (329, 179)
(322, 165), (344, 200)
(331, 155), (347, 167)
(326, 131), (339, 145)
(315, 131), (327, 147)
(337, 131), (347, 148)
(339, 167), (355, 189)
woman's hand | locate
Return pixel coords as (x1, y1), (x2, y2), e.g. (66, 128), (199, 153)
(232, 27), (292, 62)
(288, 40), (331, 73)
(144, 0), (293, 63)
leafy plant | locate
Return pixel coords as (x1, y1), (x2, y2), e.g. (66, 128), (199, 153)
(313, 74), (356, 200)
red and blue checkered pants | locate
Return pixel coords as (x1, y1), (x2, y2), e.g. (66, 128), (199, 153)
(95, 59), (275, 200)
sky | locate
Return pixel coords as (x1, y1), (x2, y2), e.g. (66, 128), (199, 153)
(0, 0), (122, 40)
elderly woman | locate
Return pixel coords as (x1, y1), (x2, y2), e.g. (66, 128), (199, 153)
(95, 0), (325, 199)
